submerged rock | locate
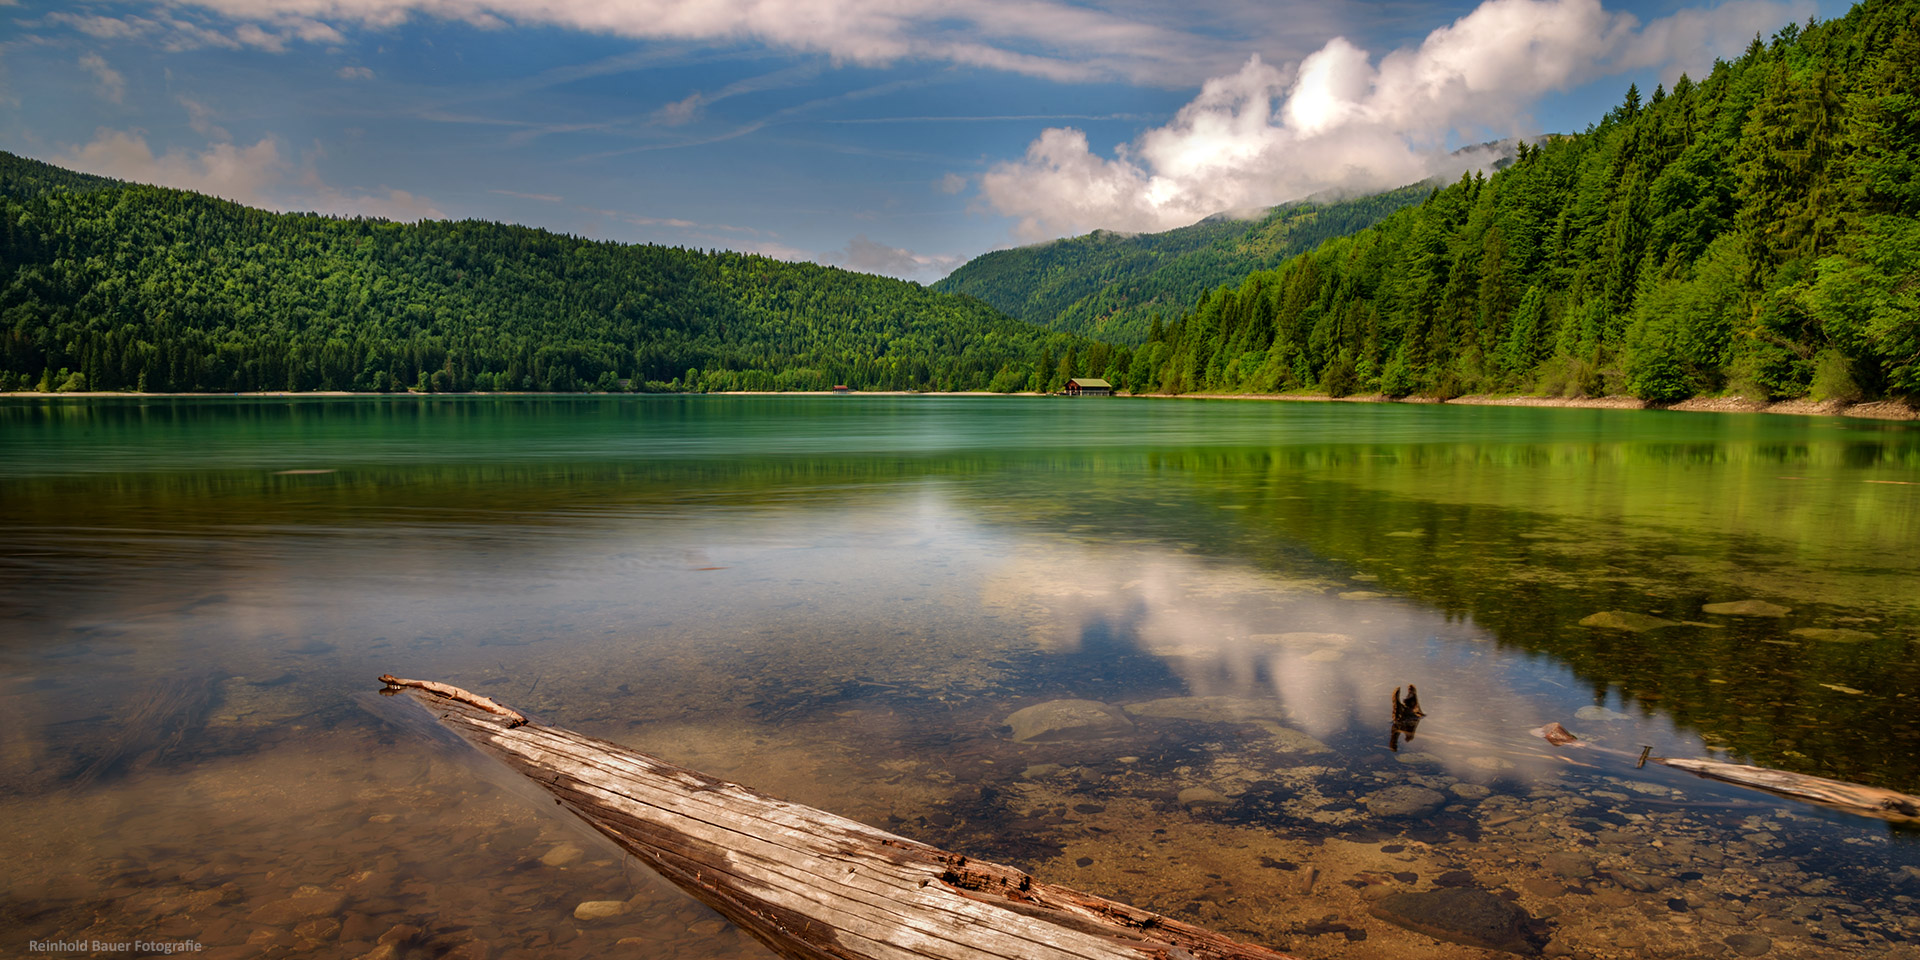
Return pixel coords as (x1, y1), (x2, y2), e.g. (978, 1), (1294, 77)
(1004, 700), (1134, 742)
(1363, 785), (1447, 818)
(1725, 932), (1772, 956)
(1122, 697), (1284, 724)
(1702, 599), (1792, 617)
(1789, 627), (1877, 643)
(1579, 611), (1679, 632)
(1255, 723), (1331, 754)
(1178, 787), (1230, 806)
(539, 842), (584, 867)
(1369, 887), (1538, 955)
(1543, 852), (1594, 880)
(573, 900), (630, 921)
(248, 888), (346, 925)
(1574, 705), (1633, 721)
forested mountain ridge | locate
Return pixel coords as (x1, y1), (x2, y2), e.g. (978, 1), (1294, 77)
(1126, 0), (1919, 402)
(0, 155), (1091, 394)
(932, 184), (1432, 344)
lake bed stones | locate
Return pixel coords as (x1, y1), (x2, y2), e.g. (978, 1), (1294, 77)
(1369, 887), (1539, 955)
(1363, 785), (1448, 819)
(1004, 699), (1134, 742)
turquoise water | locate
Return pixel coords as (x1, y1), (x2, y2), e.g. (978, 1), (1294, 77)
(2, 396), (1917, 959)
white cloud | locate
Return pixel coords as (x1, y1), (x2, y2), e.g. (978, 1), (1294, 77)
(78, 52), (126, 105)
(937, 172), (967, 195)
(980, 0), (1808, 240)
(155, 0), (1222, 84)
(823, 235), (963, 283)
(54, 128), (443, 221)
(337, 65), (375, 80)
(58, 129), (286, 206)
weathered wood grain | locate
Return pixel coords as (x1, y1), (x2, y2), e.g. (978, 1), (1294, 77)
(381, 680), (1297, 960)
(1656, 757), (1920, 823)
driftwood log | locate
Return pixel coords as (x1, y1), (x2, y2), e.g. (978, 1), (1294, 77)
(1655, 757), (1920, 823)
(378, 676), (1297, 960)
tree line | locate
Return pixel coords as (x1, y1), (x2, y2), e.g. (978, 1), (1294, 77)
(1125, 0), (1918, 402)
(0, 156), (1093, 395)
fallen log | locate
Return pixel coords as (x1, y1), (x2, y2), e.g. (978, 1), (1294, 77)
(377, 677), (1298, 960)
(1654, 757), (1920, 823)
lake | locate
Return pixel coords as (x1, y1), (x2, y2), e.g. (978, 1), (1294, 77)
(2, 395), (1917, 959)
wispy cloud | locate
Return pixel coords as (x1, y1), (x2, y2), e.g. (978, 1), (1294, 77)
(78, 52), (125, 105)
(39, 10), (331, 53)
(337, 65), (374, 80)
(981, 0), (1809, 240)
(147, 0), (1237, 85)
(490, 188), (563, 203)
(179, 96), (230, 140)
(823, 113), (1160, 124)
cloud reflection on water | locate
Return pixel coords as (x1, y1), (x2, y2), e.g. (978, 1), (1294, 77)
(982, 536), (1662, 787)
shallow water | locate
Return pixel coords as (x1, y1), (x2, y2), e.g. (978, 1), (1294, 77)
(2, 395), (1917, 959)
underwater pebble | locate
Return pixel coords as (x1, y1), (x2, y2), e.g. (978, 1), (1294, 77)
(573, 900), (630, 921)
(538, 843), (583, 868)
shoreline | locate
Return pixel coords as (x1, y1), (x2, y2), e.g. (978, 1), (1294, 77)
(3, 389), (1914, 421)
(1142, 390), (1920, 421)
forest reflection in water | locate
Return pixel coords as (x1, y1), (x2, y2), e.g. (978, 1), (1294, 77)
(2, 395), (1918, 960)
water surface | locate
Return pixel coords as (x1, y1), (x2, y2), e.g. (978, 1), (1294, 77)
(3, 396), (1917, 959)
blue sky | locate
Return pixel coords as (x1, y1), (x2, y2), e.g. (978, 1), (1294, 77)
(0, 0), (1843, 281)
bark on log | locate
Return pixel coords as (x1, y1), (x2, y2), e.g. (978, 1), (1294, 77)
(1655, 757), (1920, 823)
(379, 677), (1298, 960)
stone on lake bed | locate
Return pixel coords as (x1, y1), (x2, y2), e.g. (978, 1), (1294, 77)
(1253, 722), (1331, 754)
(539, 842), (584, 867)
(1543, 852), (1595, 880)
(1369, 887), (1538, 955)
(1579, 611), (1679, 632)
(573, 900), (631, 921)
(1574, 705), (1633, 721)
(1122, 696), (1285, 724)
(1363, 785), (1448, 818)
(1702, 599), (1792, 617)
(248, 889), (347, 925)
(1178, 787), (1231, 806)
(1790, 627), (1877, 643)
(1725, 933), (1772, 956)
(1004, 699), (1134, 742)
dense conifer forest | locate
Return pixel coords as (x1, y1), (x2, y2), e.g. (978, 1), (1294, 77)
(932, 185), (1433, 344)
(1124, 0), (1919, 401)
(0, 155), (1088, 394)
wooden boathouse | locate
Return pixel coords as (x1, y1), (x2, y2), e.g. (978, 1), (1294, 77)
(1064, 378), (1112, 397)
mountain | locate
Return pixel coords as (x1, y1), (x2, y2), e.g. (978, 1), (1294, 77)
(1125, 0), (1920, 403)
(0, 152), (1102, 394)
(933, 184), (1432, 343)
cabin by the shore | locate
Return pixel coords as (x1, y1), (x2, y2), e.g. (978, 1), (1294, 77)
(1064, 378), (1112, 396)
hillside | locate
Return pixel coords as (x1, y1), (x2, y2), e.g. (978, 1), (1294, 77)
(933, 185), (1431, 343)
(1127, 0), (1920, 403)
(0, 154), (1098, 394)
